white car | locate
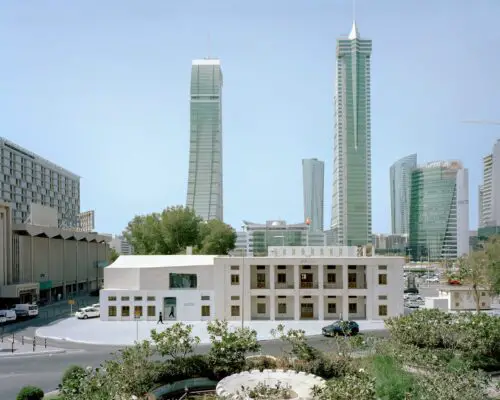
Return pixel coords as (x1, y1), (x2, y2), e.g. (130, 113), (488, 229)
(92, 303), (100, 309)
(426, 277), (439, 283)
(0, 309), (17, 322)
(75, 307), (100, 319)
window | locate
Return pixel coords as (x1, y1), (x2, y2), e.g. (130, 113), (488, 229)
(257, 273), (266, 288)
(230, 295), (240, 301)
(134, 296), (143, 301)
(327, 265), (336, 269)
(231, 274), (240, 285)
(302, 265), (311, 270)
(348, 303), (357, 313)
(277, 273), (286, 283)
(133, 306), (143, 317)
(201, 295), (210, 301)
(108, 306), (117, 317)
(231, 305), (240, 316)
(107, 296), (117, 301)
(481, 302), (486, 307)
(378, 274), (387, 285)
(201, 305), (210, 317)
(147, 306), (156, 317)
(348, 273), (357, 288)
(327, 273), (336, 283)
(147, 296), (155, 301)
(169, 273), (197, 289)
(256, 265), (265, 270)
(257, 303), (266, 314)
(481, 292), (486, 296)
(378, 295), (388, 300)
(121, 306), (130, 317)
(278, 303), (287, 314)
(277, 265), (286, 270)
(231, 265), (239, 270)
(378, 265), (387, 270)
(455, 302), (460, 307)
(378, 305), (387, 316)
(328, 303), (337, 313)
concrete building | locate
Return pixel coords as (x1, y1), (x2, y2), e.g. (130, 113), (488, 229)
(390, 154), (417, 236)
(425, 286), (493, 312)
(110, 235), (134, 255)
(409, 161), (469, 261)
(186, 59), (223, 222)
(77, 210), (95, 232)
(372, 234), (407, 255)
(100, 247), (405, 322)
(479, 140), (500, 228)
(0, 137), (80, 228)
(0, 202), (110, 304)
(302, 158), (324, 232)
(331, 21), (372, 246)
(239, 220), (326, 256)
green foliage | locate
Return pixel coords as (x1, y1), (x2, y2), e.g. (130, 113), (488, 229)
(270, 323), (320, 361)
(206, 320), (260, 377)
(109, 248), (119, 263)
(151, 322), (200, 359)
(370, 355), (418, 399)
(245, 355), (278, 371)
(313, 369), (376, 400)
(236, 381), (295, 400)
(59, 365), (86, 396)
(123, 205), (236, 255)
(155, 355), (216, 383)
(16, 386), (44, 400)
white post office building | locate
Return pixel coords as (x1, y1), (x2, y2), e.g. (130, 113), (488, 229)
(100, 246), (405, 322)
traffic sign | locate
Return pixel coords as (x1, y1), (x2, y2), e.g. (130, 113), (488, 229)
(68, 300), (75, 305)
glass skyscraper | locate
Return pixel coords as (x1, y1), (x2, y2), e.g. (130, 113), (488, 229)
(186, 59), (223, 221)
(331, 22), (372, 246)
(409, 161), (469, 261)
(302, 158), (324, 232)
(390, 154), (417, 235)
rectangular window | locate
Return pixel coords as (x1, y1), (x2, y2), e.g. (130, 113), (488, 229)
(147, 306), (156, 317)
(327, 265), (336, 269)
(201, 295), (210, 301)
(231, 305), (240, 316)
(169, 273), (197, 289)
(108, 306), (117, 317)
(147, 296), (155, 301)
(378, 274), (388, 285)
(378, 265), (387, 270)
(230, 295), (240, 301)
(231, 265), (239, 270)
(378, 295), (388, 300)
(348, 303), (357, 313)
(257, 303), (266, 314)
(277, 265), (286, 270)
(328, 303), (337, 313)
(231, 274), (240, 285)
(278, 303), (287, 314)
(121, 306), (130, 317)
(348, 273), (357, 288)
(134, 296), (143, 301)
(378, 305), (387, 316)
(277, 273), (286, 283)
(134, 306), (143, 317)
(327, 273), (336, 283)
(256, 273), (266, 288)
(201, 305), (210, 317)
(107, 296), (117, 301)
(256, 266), (265, 270)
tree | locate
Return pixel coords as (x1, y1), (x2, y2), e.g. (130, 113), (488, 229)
(150, 322), (200, 360)
(109, 248), (119, 263)
(123, 205), (236, 255)
(16, 386), (44, 400)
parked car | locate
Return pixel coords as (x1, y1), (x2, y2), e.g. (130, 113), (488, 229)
(12, 304), (39, 318)
(404, 288), (419, 294)
(448, 279), (462, 285)
(426, 277), (439, 283)
(322, 320), (359, 337)
(75, 307), (100, 319)
(92, 303), (100, 309)
(0, 309), (17, 322)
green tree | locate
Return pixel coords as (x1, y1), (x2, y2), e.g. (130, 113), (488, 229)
(16, 386), (44, 400)
(150, 322), (200, 360)
(109, 248), (119, 263)
(123, 205), (236, 255)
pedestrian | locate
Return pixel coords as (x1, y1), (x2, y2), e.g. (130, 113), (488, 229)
(157, 312), (163, 324)
(168, 306), (175, 319)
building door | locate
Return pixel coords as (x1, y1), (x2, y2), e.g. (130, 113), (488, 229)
(164, 297), (177, 320)
(300, 273), (313, 288)
(301, 303), (314, 319)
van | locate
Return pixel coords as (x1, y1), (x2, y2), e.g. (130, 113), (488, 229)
(0, 310), (17, 322)
(13, 304), (38, 317)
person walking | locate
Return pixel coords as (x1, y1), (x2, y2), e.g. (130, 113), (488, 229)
(157, 311), (163, 324)
(168, 306), (175, 319)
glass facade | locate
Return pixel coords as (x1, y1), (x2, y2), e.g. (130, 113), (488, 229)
(169, 273), (197, 289)
(252, 230), (304, 256)
(302, 158), (325, 232)
(186, 59), (223, 221)
(390, 154), (417, 235)
(331, 23), (372, 246)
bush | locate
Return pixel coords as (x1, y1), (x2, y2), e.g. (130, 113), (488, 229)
(370, 355), (418, 399)
(294, 354), (354, 380)
(61, 365), (86, 385)
(16, 386), (44, 400)
(245, 355), (278, 371)
(156, 355), (216, 383)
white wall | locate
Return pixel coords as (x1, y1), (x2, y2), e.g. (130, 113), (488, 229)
(439, 289), (492, 311)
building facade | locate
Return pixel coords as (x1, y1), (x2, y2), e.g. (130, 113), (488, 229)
(409, 161), (469, 261)
(77, 210), (95, 232)
(302, 158), (325, 232)
(110, 235), (134, 255)
(239, 220), (326, 256)
(390, 154), (417, 236)
(479, 140), (500, 228)
(100, 249), (405, 322)
(331, 22), (372, 247)
(372, 234), (407, 255)
(0, 137), (80, 228)
(186, 59), (223, 222)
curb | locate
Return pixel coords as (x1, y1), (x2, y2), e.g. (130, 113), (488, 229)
(0, 349), (66, 358)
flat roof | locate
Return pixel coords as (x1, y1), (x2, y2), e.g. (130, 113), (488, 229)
(192, 59), (220, 66)
(108, 255), (217, 268)
(13, 223), (111, 242)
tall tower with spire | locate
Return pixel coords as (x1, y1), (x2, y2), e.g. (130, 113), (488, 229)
(330, 21), (372, 246)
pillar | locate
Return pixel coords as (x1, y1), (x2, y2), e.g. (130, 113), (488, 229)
(342, 264), (349, 320)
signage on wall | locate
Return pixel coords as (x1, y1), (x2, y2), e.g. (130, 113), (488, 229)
(184, 303), (195, 307)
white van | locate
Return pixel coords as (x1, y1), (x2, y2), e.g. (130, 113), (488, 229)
(0, 310), (17, 322)
(13, 304), (38, 317)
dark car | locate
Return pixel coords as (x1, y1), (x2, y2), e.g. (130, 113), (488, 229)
(322, 320), (359, 337)
(404, 287), (419, 294)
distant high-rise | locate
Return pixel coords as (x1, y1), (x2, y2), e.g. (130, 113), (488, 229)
(302, 158), (325, 232)
(390, 154), (417, 235)
(186, 59), (223, 221)
(331, 21), (372, 246)
(479, 140), (500, 228)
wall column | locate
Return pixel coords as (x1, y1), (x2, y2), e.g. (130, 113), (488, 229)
(62, 239), (66, 299)
(294, 264), (300, 320)
(75, 241), (79, 295)
(342, 264), (349, 320)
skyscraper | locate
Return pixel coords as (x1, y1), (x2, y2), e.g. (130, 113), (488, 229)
(331, 22), (372, 246)
(186, 59), (223, 221)
(479, 140), (500, 228)
(302, 158), (325, 232)
(390, 154), (417, 235)
(409, 161), (469, 261)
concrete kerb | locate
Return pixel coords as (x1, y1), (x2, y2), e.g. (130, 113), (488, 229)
(0, 348), (66, 358)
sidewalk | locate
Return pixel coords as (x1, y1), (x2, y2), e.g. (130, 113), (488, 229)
(0, 339), (66, 358)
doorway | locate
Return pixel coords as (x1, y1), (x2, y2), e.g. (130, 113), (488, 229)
(164, 297), (177, 320)
(301, 303), (314, 319)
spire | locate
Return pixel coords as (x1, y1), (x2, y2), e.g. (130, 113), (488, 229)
(348, 20), (359, 40)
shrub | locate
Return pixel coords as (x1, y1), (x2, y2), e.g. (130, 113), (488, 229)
(156, 355), (215, 383)
(16, 386), (44, 400)
(370, 355), (417, 399)
(294, 354), (354, 380)
(60, 364), (86, 394)
(245, 355), (278, 371)
(312, 369), (376, 400)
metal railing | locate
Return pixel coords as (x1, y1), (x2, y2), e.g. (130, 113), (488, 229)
(300, 282), (319, 289)
(251, 282), (269, 289)
(324, 283), (343, 289)
(275, 283), (294, 289)
(348, 282), (367, 289)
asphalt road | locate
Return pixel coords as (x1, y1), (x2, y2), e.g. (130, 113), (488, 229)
(0, 326), (389, 399)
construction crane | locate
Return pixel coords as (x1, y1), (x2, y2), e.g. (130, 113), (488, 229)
(462, 120), (500, 125)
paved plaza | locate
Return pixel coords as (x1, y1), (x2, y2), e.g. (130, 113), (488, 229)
(36, 318), (386, 345)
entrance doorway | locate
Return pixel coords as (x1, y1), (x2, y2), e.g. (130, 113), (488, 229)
(164, 297), (177, 320)
(301, 303), (314, 319)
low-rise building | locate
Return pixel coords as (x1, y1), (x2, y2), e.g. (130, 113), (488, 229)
(110, 235), (134, 255)
(100, 246), (405, 322)
(435, 287), (492, 311)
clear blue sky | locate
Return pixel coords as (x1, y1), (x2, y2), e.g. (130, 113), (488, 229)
(0, 0), (499, 235)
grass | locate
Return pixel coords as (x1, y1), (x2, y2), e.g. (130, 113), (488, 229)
(43, 394), (62, 400)
(369, 355), (418, 399)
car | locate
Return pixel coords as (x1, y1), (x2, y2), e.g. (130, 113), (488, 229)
(426, 277), (439, 283)
(322, 320), (359, 337)
(0, 309), (17, 322)
(448, 279), (462, 285)
(92, 303), (100, 309)
(75, 307), (100, 319)
(404, 287), (419, 294)
(12, 304), (38, 318)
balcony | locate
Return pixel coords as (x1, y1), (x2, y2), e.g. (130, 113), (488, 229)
(252, 281), (269, 289)
(300, 281), (319, 289)
(324, 282), (342, 289)
(275, 282), (294, 289)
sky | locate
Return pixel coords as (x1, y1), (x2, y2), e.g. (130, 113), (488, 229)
(0, 0), (499, 235)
